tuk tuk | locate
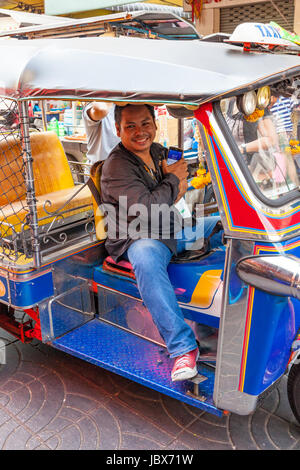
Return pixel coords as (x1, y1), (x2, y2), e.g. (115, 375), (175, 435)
(0, 28), (299, 424)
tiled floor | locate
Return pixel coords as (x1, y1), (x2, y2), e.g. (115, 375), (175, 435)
(0, 329), (299, 450)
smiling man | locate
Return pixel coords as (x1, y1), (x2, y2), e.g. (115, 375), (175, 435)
(100, 103), (199, 381)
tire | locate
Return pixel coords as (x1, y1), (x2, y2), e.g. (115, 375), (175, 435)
(287, 360), (300, 425)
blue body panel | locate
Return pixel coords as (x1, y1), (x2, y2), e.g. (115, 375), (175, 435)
(243, 293), (294, 395)
(0, 242), (105, 309)
(241, 237), (300, 396)
(0, 269), (54, 308)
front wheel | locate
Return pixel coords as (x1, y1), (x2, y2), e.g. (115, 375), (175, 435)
(287, 360), (300, 425)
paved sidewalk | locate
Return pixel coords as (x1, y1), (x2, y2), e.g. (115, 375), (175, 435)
(0, 327), (299, 451)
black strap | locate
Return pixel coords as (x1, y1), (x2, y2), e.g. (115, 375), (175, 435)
(87, 177), (102, 207)
(206, 220), (223, 241)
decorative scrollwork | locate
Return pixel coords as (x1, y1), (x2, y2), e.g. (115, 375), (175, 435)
(85, 218), (95, 235)
(43, 231), (68, 246)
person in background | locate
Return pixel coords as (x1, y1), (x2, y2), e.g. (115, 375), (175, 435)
(83, 102), (120, 170)
(28, 102), (34, 121)
(269, 93), (298, 143)
(33, 102), (41, 114)
(225, 98), (278, 163)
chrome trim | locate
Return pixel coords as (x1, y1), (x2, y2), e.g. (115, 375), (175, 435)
(236, 254), (300, 300)
(213, 239), (259, 415)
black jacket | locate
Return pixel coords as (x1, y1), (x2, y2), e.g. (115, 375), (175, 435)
(101, 142), (181, 261)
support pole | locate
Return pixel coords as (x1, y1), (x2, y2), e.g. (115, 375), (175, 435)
(41, 100), (47, 131)
(178, 118), (184, 149)
(19, 100), (41, 268)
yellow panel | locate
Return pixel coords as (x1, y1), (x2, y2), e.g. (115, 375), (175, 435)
(190, 269), (222, 308)
(90, 161), (107, 240)
(145, 0), (183, 6)
(0, 245), (33, 266)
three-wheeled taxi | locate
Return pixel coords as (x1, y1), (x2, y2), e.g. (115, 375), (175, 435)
(0, 27), (300, 424)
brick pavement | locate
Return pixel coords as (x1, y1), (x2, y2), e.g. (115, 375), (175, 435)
(0, 327), (299, 451)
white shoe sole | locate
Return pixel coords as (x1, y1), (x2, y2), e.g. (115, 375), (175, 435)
(171, 365), (198, 382)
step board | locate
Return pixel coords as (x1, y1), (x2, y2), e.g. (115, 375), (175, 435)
(53, 319), (223, 416)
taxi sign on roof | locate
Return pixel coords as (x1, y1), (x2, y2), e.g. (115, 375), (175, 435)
(225, 22), (300, 53)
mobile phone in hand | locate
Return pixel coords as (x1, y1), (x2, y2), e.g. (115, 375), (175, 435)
(167, 146), (183, 166)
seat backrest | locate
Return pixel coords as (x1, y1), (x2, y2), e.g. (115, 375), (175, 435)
(88, 161), (107, 240)
(30, 131), (74, 196)
(0, 131), (74, 206)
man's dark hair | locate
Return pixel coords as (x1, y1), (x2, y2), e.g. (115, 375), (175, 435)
(114, 103), (155, 127)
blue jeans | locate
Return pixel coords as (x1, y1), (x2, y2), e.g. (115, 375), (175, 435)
(125, 216), (222, 358)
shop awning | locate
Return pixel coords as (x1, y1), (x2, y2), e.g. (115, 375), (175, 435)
(44, 0), (144, 16)
(0, 8), (73, 25)
(105, 2), (191, 18)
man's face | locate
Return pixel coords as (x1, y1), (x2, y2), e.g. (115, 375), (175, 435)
(116, 105), (157, 156)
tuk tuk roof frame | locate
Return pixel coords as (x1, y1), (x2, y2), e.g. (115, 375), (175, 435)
(0, 36), (300, 107)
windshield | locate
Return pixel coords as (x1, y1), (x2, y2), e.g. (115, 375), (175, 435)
(220, 89), (300, 201)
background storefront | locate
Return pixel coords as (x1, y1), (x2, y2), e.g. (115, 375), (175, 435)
(183, 0), (299, 35)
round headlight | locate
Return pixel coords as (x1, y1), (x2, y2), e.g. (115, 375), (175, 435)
(257, 86), (271, 109)
(237, 91), (257, 116)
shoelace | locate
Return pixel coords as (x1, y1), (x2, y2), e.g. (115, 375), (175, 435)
(174, 354), (193, 370)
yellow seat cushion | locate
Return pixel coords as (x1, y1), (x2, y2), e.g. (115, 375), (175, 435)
(0, 131), (74, 206)
(0, 131), (93, 237)
(29, 131), (75, 195)
(0, 185), (93, 237)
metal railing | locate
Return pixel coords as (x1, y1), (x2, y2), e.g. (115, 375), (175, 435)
(0, 98), (96, 268)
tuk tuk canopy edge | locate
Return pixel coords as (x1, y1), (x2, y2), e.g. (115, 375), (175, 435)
(1, 37), (300, 104)
(0, 10), (199, 40)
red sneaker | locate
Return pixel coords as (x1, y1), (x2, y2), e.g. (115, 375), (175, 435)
(171, 347), (199, 382)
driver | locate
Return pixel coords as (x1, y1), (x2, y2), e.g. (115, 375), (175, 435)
(101, 104), (222, 382)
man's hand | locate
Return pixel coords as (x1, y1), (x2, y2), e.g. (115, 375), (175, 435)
(161, 158), (188, 181)
(87, 102), (112, 122)
(161, 158), (188, 201)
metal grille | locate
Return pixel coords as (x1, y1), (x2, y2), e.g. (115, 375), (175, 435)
(0, 98), (31, 263)
(220, 0), (295, 34)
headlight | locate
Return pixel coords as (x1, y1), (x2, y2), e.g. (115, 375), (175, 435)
(237, 91), (257, 115)
(257, 86), (271, 109)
